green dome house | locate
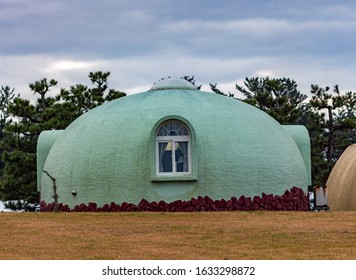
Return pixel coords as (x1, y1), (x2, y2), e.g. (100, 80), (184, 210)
(37, 78), (311, 210)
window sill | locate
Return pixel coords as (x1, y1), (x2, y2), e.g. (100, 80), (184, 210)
(151, 174), (197, 182)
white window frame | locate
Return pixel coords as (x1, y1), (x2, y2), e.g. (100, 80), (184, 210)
(156, 129), (192, 176)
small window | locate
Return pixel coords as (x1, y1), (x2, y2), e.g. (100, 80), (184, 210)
(156, 120), (191, 175)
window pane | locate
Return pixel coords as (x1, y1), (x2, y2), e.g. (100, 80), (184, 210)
(157, 121), (189, 136)
(157, 126), (168, 136)
(175, 141), (189, 172)
(159, 142), (172, 172)
(177, 124), (189, 136)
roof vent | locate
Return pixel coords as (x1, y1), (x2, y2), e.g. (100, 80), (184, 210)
(150, 78), (197, 90)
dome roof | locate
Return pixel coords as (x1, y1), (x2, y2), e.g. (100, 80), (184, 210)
(327, 144), (356, 211)
(150, 78), (197, 90)
(39, 79), (309, 207)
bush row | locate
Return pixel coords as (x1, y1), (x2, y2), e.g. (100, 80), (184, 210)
(40, 186), (309, 212)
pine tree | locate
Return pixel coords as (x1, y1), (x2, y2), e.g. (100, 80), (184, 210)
(0, 78), (58, 202)
(235, 77), (308, 124)
(0, 71), (126, 203)
(309, 85), (356, 185)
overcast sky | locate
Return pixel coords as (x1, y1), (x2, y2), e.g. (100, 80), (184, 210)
(1, 0), (356, 100)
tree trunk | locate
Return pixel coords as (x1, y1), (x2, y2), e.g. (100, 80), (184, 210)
(327, 106), (334, 163)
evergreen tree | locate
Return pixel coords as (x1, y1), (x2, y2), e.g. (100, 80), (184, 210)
(210, 77), (309, 124)
(309, 85), (356, 185)
(0, 86), (18, 138)
(235, 77), (308, 124)
(209, 83), (234, 97)
(0, 86), (18, 178)
(0, 71), (126, 203)
(60, 71), (125, 117)
(0, 78), (58, 202)
(181, 76), (202, 89)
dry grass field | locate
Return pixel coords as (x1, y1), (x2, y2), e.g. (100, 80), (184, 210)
(0, 211), (356, 260)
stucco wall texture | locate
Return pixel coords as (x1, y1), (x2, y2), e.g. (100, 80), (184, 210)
(327, 144), (356, 211)
(38, 79), (310, 208)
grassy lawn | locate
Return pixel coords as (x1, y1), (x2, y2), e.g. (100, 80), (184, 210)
(0, 211), (355, 260)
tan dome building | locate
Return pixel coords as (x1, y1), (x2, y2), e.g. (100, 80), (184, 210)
(327, 144), (356, 211)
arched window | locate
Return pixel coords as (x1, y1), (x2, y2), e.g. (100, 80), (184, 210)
(156, 120), (191, 175)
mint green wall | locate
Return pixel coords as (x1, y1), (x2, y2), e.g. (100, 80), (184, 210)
(39, 81), (309, 207)
(283, 125), (312, 185)
(36, 130), (64, 192)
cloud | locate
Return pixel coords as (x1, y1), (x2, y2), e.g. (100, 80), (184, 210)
(0, 55), (98, 100)
(2, 0), (356, 63)
(2, 51), (356, 104)
(1, 0), (356, 103)
(158, 16), (356, 59)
